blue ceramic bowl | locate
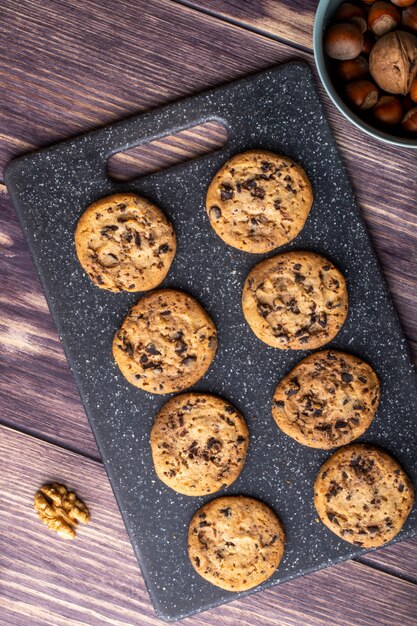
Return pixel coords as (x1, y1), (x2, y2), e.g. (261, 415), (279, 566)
(313, 0), (417, 148)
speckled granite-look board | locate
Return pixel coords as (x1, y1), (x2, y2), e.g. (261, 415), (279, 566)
(5, 61), (417, 621)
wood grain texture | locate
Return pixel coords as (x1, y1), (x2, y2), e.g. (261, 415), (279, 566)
(0, 0), (296, 177)
(2, 423), (417, 626)
(360, 538), (417, 584)
(2, 0), (417, 620)
(107, 121), (228, 180)
(1, 0), (416, 457)
(179, 0), (316, 49)
(0, 194), (99, 458)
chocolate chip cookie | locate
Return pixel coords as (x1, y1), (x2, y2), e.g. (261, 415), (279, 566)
(188, 496), (285, 591)
(150, 393), (249, 496)
(75, 193), (176, 292)
(113, 289), (217, 394)
(272, 350), (380, 448)
(206, 150), (313, 253)
(314, 444), (414, 547)
(242, 251), (348, 349)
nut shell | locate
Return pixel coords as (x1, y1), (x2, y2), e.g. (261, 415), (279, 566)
(368, 2), (401, 37)
(369, 31), (417, 95)
(373, 95), (403, 124)
(335, 3), (367, 33)
(392, 0), (416, 7)
(345, 79), (379, 110)
(337, 56), (369, 81)
(362, 31), (375, 55)
(325, 22), (364, 60)
(410, 78), (417, 101)
(403, 93), (414, 110)
(402, 6), (417, 31)
(402, 107), (417, 130)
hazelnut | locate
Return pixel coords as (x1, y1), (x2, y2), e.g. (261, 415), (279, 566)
(324, 22), (364, 60)
(337, 56), (369, 81)
(373, 95), (403, 124)
(402, 6), (417, 31)
(368, 2), (401, 36)
(362, 31), (376, 55)
(369, 31), (417, 94)
(410, 78), (417, 101)
(402, 107), (417, 130)
(345, 79), (379, 109)
(403, 93), (414, 110)
(392, 0), (416, 6)
(362, 0), (378, 4)
(334, 3), (367, 33)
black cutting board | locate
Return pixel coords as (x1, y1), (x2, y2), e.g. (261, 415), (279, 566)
(5, 61), (417, 622)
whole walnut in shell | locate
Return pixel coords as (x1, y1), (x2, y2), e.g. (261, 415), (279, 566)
(370, 31), (417, 95)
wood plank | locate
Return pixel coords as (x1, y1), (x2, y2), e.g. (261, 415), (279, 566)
(359, 538), (417, 584)
(1, 0), (417, 357)
(107, 121), (228, 180)
(179, 0), (317, 50)
(0, 0), (296, 177)
(2, 423), (417, 626)
(2, 0), (417, 605)
(0, 194), (99, 459)
(1, 0), (417, 457)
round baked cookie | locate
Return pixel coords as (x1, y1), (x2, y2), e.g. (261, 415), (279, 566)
(314, 444), (414, 548)
(242, 251), (348, 349)
(150, 394), (249, 496)
(113, 289), (217, 394)
(205, 150), (313, 253)
(75, 193), (176, 292)
(272, 350), (380, 449)
(188, 496), (285, 591)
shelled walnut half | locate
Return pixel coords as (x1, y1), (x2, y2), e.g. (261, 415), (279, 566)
(34, 482), (90, 539)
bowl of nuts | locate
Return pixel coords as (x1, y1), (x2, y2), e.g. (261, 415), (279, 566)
(314, 0), (417, 147)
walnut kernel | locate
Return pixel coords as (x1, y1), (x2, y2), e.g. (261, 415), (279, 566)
(34, 482), (90, 539)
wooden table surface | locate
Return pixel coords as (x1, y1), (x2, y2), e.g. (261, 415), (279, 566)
(2, 1), (417, 624)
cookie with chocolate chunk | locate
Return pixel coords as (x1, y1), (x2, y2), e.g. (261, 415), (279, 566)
(314, 444), (414, 547)
(113, 289), (217, 394)
(75, 193), (176, 292)
(242, 251), (348, 349)
(188, 496), (285, 591)
(272, 350), (380, 448)
(206, 150), (313, 253)
(150, 393), (249, 495)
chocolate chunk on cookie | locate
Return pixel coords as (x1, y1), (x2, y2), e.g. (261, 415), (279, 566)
(206, 150), (313, 253)
(188, 496), (285, 591)
(113, 289), (217, 394)
(75, 193), (176, 292)
(314, 444), (414, 547)
(242, 251), (348, 349)
(150, 393), (249, 495)
(272, 350), (380, 448)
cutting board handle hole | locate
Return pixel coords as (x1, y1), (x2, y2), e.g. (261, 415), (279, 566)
(106, 121), (228, 181)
